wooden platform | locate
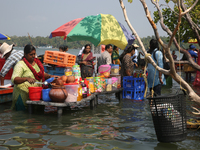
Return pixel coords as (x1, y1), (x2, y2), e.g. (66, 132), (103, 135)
(26, 88), (123, 117)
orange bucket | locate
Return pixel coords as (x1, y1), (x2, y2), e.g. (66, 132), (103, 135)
(28, 87), (43, 101)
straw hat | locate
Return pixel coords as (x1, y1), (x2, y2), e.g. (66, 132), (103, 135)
(133, 44), (139, 48)
(0, 42), (14, 58)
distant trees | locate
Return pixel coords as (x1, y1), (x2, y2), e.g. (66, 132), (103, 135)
(2, 35), (197, 50)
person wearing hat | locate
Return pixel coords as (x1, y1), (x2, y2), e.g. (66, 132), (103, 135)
(131, 44), (139, 68)
(0, 42), (24, 85)
(188, 44), (198, 62)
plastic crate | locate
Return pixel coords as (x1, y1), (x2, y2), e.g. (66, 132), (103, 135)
(43, 51), (76, 67)
(0, 58), (13, 79)
(123, 88), (145, 100)
(44, 65), (65, 76)
(123, 76), (145, 89)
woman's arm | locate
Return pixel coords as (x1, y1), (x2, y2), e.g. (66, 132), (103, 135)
(14, 77), (36, 84)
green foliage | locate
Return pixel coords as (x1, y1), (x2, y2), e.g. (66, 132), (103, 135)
(128, 0), (133, 3)
(153, 0), (200, 43)
(1, 36), (91, 49)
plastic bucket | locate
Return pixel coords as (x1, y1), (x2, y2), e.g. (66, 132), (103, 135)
(29, 87), (43, 101)
(42, 88), (51, 102)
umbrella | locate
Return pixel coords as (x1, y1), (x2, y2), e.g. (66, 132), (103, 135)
(49, 14), (135, 50)
(0, 33), (11, 40)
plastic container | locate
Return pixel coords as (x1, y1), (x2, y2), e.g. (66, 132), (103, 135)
(29, 87), (43, 101)
(64, 83), (80, 102)
(81, 81), (87, 98)
(86, 77), (94, 93)
(101, 77), (106, 92)
(98, 65), (111, 78)
(110, 64), (119, 75)
(106, 78), (112, 91)
(110, 74), (121, 89)
(72, 65), (81, 83)
(42, 88), (51, 102)
(94, 77), (102, 92)
(112, 77), (118, 90)
(64, 67), (73, 76)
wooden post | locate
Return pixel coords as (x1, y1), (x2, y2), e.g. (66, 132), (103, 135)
(90, 99), (95, 110)
(57, 107), (63, 117)
(28, 104), (33, 114)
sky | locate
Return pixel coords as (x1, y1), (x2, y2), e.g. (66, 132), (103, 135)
(1, 0), (168, 38)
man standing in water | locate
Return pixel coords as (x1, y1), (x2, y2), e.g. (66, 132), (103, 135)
(0, 42), (24, 85)
(147, 39), (166, 96)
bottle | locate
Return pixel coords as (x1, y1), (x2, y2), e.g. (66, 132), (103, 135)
(84, 78), (91, 96)
(77, 84), (82, 101)
(81, 80), (87, 98)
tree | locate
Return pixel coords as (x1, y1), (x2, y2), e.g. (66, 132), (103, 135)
(119, 0), (200, 115)
(153, 0), (200, 71)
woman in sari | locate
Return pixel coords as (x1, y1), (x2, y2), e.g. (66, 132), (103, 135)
(111, 45), (120, 65)
(11, 44), (54, 111)
(78, 44), (94, 79)
(119, 45), (136, 79)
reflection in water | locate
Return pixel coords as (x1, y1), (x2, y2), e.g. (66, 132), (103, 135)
(0, 73), (200, 149)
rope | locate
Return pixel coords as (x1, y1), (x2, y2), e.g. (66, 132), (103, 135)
(142, 60), (148, 98)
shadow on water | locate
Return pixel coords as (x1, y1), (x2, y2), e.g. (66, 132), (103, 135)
(0, 73), (200, 149)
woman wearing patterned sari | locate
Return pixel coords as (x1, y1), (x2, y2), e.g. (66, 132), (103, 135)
(78, 44), (95, 79)
(11, 44), (54, 111)
(111, 45), (120, 65)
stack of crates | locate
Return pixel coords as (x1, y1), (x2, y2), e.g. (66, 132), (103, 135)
(122, 76), (145, 100)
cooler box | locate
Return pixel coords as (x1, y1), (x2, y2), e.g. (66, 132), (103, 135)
(44, 65), (65, 76)
(44, 51), (76, 67)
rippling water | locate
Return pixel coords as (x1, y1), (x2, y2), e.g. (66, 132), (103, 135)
(0, 48), (199, 149)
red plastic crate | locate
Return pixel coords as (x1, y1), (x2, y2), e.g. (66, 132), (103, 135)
(43, 51), (76, 67)
(0, 58), (13, 79)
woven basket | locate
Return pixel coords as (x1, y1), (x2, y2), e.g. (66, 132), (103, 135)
(147, 92), (187, 142)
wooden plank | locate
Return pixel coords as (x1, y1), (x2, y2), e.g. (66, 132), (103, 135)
(26, 94), (96, 107)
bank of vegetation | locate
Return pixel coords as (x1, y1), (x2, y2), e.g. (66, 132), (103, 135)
(2, 35), (198, 50)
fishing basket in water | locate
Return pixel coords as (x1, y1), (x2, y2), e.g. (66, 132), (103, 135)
(147, 91), (187, 142)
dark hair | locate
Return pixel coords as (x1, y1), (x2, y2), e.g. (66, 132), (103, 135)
(59, 45), (64, 50)
(140, 59), (145, 67)
(83, 44), (91, 54)
(149, 39), (159, 52)
(105, 44), (112, 50)
(113, 45), (117, 50)
(119, 45), (135, 62)
(24, 44), (36, 54)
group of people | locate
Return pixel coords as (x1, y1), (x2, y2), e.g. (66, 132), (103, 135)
(0, 40), (199, 111)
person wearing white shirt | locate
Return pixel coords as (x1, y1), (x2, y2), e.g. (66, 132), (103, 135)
(131, 44), (139, 68)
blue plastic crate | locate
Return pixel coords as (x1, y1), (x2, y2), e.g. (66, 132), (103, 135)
(133, 88), (145, 100)
(123, 76), (145, 89)
(123, 88), (145, 100)
(123, 88), (134, 99)
(44, 65), (65, 76)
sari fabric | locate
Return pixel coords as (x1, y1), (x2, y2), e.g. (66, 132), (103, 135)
(80, 52), (94, 79)
(112, 50), (120, 65)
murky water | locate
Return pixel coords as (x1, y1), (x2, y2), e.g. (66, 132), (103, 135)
(1, 51), (200, 150)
